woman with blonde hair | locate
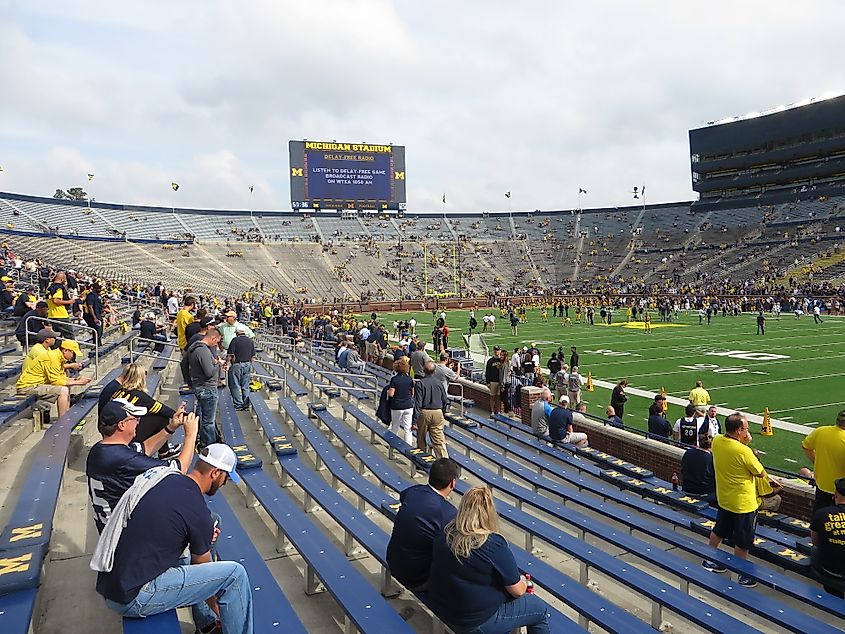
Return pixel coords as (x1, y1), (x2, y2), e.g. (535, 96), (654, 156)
(387, 355), (414, 444)
(98, 363), (185, 458)
(428, 487), (550, 633)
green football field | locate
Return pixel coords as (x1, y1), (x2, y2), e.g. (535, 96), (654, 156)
(365, 307), (845, 473)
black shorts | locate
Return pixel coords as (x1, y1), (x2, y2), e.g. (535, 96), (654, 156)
(713, 507), (757, 551)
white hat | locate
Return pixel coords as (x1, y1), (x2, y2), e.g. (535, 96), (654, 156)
(144, 312), (156, 319)
(198, 443), (241, 484)
(559, 395), (570, 405)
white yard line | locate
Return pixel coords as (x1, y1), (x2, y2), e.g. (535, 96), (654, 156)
(587, 336), (845, 368)
(769, 401), (845, 414)
(572, 323), (845, 356)
(604, 351), (845, 381)
(592, 378), (812, 435)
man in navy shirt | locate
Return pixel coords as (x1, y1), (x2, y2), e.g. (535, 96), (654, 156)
(386, 458), (459, 590)
(87, 398), (198, 533)
(95, 444), (252, 634)
(681, 435), (716, 499)
(226, 327), (255, 411)
(548, 396), (588, 447)
(15, 301), (48, 348)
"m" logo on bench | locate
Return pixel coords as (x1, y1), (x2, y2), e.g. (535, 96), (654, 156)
(9, 523), (43, 543)
(0, 552), (32, 576)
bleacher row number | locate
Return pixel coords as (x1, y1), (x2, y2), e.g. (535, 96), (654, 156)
(0, 552), (32, 577)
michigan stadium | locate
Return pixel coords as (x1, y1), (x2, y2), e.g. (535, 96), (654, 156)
(1, 3), (844, 634)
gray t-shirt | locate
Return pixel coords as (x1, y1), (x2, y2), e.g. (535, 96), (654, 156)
(433, 363), (458, 394)
(531, 399), (549, 437)
(410, 350), (431, 377)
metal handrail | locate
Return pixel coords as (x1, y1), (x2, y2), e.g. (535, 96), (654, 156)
(311, 364), (380, 394)
(127, 335), (180, 364)
(310, 382), (379, 401)
(447, 380), (466, 417)
(24, 315), (100, 379)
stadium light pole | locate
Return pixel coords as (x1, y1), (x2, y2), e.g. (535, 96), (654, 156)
(397, 236), (403, 310)
(457, 234), (464, 298)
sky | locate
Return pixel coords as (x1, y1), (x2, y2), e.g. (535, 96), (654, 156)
(0, 0), (843, 214)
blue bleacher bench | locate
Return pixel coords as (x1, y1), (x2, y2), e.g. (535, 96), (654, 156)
(213, 403), (415, 632)
(123, 610), (181, 634)
(281, 400), (591, 633)
(206, 488), (307, 633)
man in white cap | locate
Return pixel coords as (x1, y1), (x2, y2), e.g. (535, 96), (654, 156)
(139, 311), (168, 352)
(93, 443), (252, 634)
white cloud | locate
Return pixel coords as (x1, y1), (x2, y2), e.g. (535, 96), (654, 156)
(0, 1), (844, 213)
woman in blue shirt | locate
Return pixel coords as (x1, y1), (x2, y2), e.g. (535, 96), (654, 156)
(428, 487), (550, 633)
(388, 356), (415, 444)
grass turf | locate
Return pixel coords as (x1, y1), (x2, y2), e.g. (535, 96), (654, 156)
(363, 307), (845, 472)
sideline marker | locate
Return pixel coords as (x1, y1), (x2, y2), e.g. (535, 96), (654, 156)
(586, 372), (594, 392)
(760, 407), (774, 436)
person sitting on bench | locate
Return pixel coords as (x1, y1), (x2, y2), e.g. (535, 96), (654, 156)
(386, 458), (459, 591)
(427, 486), (551, 633)
(16, 329), (91, 416)
(92, 444), (252, 634)
(87, 398), (198, 533)
(549, 395), (588, 447)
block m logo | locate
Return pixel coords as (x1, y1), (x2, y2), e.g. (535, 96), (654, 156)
(291, 168), (304, 177)
(394, 171), (405, 180)
(0, 552), (32, 576)
(9, 523), (43, 543)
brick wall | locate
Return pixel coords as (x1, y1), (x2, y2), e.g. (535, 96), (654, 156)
(520, 386), (544, 427)
(568, 412), (815, 521)
(378, 361), (817, 521)
(500, 384), (816, 521)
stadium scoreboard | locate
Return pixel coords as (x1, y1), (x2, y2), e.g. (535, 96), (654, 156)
(289, 140), (407, 211)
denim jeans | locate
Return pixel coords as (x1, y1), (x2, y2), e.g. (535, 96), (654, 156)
(194, 386), (219, 447)
(466, 594), (550, 634)
(105, 559), (253, 634)
(228, 362), (252, 408)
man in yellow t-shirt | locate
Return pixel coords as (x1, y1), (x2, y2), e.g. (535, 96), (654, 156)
(17, 331), (90, 415)
(174, 296), (196, 352)
(46, 271), (76, 340)
(802, 410), (845, 511)
(688, 380), (710, 407)
(702, 412), (766, 587)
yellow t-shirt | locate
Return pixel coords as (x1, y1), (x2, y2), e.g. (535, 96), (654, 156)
(802, 426), (845, 494)
(712, 434), (764, 514)
(688, 387), (710, 406)
(47, 286), (70, 319)
(175, 309), (195, 351)
(17, 346), (67, 389)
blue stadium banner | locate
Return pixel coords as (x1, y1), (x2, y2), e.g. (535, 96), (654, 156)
(289, 140), (407, 211)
